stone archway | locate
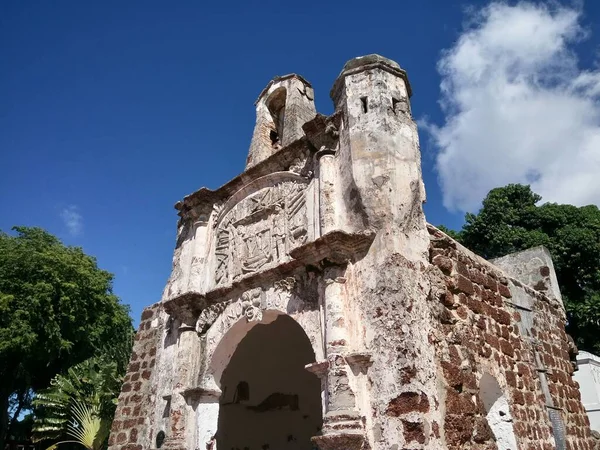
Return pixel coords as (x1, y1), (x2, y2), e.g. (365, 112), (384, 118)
(215, 314), (323, 449)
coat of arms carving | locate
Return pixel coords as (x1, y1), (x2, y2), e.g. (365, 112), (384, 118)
(214, 180), (308, 286)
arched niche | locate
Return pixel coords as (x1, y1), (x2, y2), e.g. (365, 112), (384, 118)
(266, 86), (287, 145)
(215, 313), (322, 449)
(479, 373), (518, 450)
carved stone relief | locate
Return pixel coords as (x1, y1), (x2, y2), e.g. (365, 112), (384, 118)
(214, 181), (309, 287)
(196, 288), (266, 335)
(196, 301), (232, 335)
(195, 276), (320, 337)
(241, 288), (263, 322)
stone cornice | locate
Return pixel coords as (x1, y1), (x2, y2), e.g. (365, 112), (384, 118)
(162, 291), (207, 324)
(162, 229), (375, 321)
(330, 55), (412, 104)
(302, 111), (342, 152)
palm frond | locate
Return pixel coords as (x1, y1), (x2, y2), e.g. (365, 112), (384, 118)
(66, 401), (110, 450)
(32, 355), (124, 444)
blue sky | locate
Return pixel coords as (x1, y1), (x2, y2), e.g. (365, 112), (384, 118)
(2, 0), (600, 324)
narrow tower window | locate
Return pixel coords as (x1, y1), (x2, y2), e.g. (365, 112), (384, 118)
(270, 130), (279, 146)
(266, 87), (287, 146)
(233, 381), (250, 403)
(479, 373), (518, 449)
(360, 96), (368, 113)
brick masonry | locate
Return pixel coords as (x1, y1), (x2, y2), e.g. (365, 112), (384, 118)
(108, 303), (162, 450)
(428, 225), (594, 449)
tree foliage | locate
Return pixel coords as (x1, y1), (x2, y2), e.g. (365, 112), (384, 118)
(445, 184), (600, 353)
(32, 357), (121, 447)
(0, 227), (133, 447)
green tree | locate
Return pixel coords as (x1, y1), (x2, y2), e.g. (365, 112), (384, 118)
(444, 184), (600, 353)
(32, 357), (121, 448)
(0, 227), (133, 448)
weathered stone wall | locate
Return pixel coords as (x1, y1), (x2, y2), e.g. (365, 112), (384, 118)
(341, 252), (444, 448)
(308, 54), (445, 450)
(109, 303), (164, 450)
(428, 225), (593, 449)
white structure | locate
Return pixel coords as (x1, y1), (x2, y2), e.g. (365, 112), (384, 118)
(575, 351), (600, 431)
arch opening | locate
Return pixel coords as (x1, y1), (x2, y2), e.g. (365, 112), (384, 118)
(216, 314), (322, 449)
(266, 87), (287, 147)
(479, 373), (518, 450)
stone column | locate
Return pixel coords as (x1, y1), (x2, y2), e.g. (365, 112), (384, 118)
(194, 393), (220, 450)
(315, 148), (337, 236)
(164, 318), (200, 450)
(311, 266), (366, 450)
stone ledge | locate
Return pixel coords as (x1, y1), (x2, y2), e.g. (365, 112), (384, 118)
(313, 410), (366, 450)
(305, 360), (330, 377)
(345, 352), (373, 371)
(162, 291), (206, 323)
(289, 229), (375, 266)
(181, 386), (221, 401)
(311, 432), (366, 450)
(302, 111), (342, 151)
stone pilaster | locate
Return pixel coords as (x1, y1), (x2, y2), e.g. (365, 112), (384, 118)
(163, 317), (200, 450)
(311, 266), (366, 450)
(187, 219), (209, 293)
(186, 333), (221, 450)
(315, 148), (337, 237)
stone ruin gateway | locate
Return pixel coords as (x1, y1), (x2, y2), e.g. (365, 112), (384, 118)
(109, 55), (596, 450)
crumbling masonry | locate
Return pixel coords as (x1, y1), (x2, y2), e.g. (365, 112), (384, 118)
(109, 55), (595, 450)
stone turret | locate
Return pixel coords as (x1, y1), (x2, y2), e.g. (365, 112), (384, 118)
(331, 54), (427, 260)
(246, 74), (316, 169)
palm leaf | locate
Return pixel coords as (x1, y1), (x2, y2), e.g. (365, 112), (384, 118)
(44, 401), (110, 450)
(68, 401), (100, 449)
(33, 356), (124, 444)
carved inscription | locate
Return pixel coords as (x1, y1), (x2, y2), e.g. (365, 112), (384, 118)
(215, 181), (308, 286)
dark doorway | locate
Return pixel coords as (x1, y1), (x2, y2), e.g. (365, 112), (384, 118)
(217, 315), (322, 449)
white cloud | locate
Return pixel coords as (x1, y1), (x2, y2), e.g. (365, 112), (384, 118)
(60, 205), (83, 236)
(425, 2), (600, 212)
